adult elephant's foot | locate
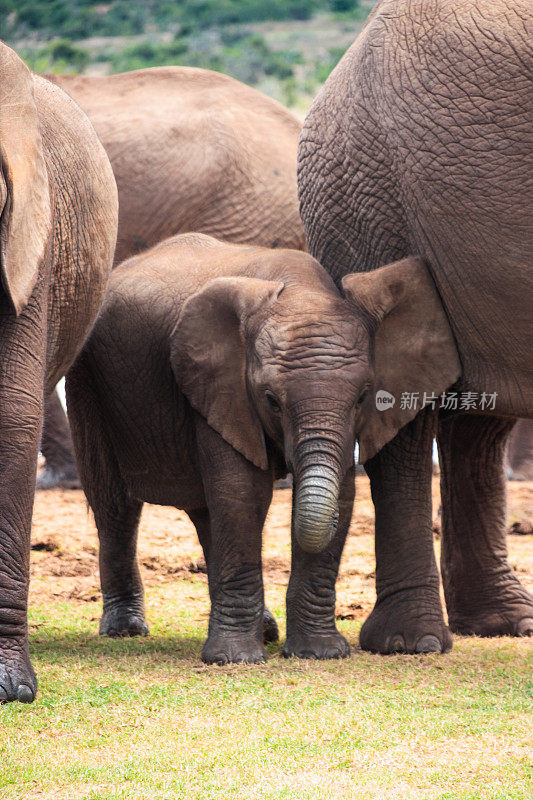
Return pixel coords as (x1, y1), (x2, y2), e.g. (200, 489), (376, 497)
(36, 462), (80, 491)
(282, 629), (350, 660)
(359, 590), (452, 654)
(447, 579), (533, 637)
(202, 633), (266, 665)
(262, 607), (279, 643)
(0, 640), (37, 704)
(99, 595), (149, 638)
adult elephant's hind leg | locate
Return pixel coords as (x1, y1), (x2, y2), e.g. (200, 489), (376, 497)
(37, 387), (80, 490)
(506, 419), (533, 481)
(438, 414), (533, 637)
(283, 467), (355, 660)
(361, 410), (452, 655)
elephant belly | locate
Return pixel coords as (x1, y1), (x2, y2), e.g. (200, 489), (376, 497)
(379, 0), (533, 416)
(113, 417), (206, 511)
(125, 470), (206, 511)
(300, 0), (533, 418)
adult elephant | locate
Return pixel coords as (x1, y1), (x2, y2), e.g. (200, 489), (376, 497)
(0, 43), (118, 702)
(39, 66), (305, 489)
(298, 0), (533, 653)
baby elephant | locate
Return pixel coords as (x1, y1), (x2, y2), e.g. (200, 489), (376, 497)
(67, 233), (367, 664)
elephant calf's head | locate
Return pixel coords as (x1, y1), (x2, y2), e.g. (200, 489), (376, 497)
(170, 254), (460, 554)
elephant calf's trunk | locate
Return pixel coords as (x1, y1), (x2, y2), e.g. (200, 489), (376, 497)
(293, 465), (341, 554)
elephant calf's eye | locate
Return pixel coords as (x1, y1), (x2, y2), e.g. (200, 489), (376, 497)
(356, 388), (369, 407)
(265, 391), (282, 413)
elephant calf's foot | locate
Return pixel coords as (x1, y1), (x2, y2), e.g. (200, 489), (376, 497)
(202, 633), (266, 665)
(99, 597), (149, 638)
(447, 580), (533, 637)
(360, 590), (452, 655)
(283, 628), (350, 660)
(0, 641), (37, 704)
(36, 463), (80, 491)
(262, 607), (279, 643)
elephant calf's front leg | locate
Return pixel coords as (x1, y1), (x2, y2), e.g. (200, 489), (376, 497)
(283, 468), (355, 660)
(188, 507), (279, 646)
(196, 418), (272, 665)
(361, 410), (452, 655)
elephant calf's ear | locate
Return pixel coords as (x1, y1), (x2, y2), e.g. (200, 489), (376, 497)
(0, 45), (51, 315)
(170, 276), (283, 470)
(342, 256), (461, 462)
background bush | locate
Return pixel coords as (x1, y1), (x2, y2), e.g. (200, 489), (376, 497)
(4, 0), (369, 108)
(2, 0), (361, 38)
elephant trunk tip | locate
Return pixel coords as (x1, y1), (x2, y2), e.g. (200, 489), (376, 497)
(293, 467), (341, 553)
(295, 506), (340, 554)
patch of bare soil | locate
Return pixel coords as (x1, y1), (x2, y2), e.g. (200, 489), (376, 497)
(30, 478), (533, 622)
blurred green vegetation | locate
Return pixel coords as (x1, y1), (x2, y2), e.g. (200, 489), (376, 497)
(20, 37), (90, 73)
(3, 0), (369, 107)
(2, 0), (362, 38)
(105, 32), (303, 85)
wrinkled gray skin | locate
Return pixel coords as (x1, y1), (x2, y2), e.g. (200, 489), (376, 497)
(506, 420), (533, 481)
(0, 44), (118, 703)
(66, 233), (376, 665)
(298, 0), (533, 653)
(38, 66), (305, 490)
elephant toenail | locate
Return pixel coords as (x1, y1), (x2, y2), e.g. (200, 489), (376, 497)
(415, 635), (442, 653)
(390, 635), (406, 653)
(517, 618), (533, 637)
(0, 687), (7, 702)
(17, 685), (34, 703)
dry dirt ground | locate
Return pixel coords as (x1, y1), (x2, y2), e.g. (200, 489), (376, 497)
(30, 476), (533, 625)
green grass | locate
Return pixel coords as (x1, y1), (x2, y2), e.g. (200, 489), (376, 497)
(1, 579), (531, 800)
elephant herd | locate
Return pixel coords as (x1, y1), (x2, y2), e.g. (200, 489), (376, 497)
(0, 0), (531, 704)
